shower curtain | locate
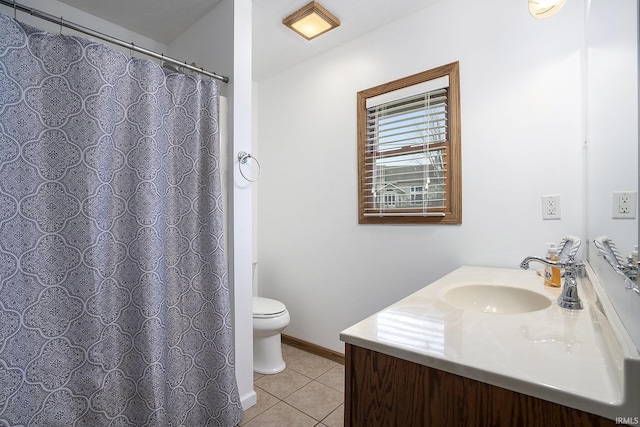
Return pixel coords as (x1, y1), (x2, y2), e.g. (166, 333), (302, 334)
(0, 14), (243, 427)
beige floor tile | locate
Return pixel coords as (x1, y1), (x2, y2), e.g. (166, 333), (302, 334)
(242, 401), (317, 427)
(284, 381), (343, 421)
(246, 344), (345, 427)
(287, 353), (339, 379)
(321, 404), (344, 427)
(316, 364), (344, 392)
(238, 386), (279, 425)
(281, 343), (308, 364)
(254, 367), (312, 400)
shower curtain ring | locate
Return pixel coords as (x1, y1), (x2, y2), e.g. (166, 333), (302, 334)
(237, 151), (261, 183)
(13, 0), (17, 19)
(59, 16), (63, 34)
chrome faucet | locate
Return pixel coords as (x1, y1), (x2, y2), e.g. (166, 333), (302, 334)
(624, 256), (638, 283)
(519, 255), (584, 310)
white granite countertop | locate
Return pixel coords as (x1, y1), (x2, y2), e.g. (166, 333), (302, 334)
(340, 265), (640, 420)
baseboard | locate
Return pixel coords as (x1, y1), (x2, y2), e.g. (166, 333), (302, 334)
(281, 334), (345, 365)
(240, 389), (257, 410)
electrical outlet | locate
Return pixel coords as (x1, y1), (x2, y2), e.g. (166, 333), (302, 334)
(542, 195), (561, 220)
(613, 191), (637, 219)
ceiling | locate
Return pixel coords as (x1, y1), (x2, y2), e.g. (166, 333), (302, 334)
(56, 0), (224, 45)
(56, 0), (442, 81)
(251, 0), (442, 81)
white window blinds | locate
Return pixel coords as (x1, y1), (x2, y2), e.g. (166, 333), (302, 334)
(363, 78), (449, 217)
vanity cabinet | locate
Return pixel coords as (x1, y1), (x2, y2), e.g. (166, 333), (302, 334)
(344, 344), (617, 427)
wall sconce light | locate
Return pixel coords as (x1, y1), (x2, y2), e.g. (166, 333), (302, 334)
(528, 0), (567, 19)
(283, 1), (340, 40)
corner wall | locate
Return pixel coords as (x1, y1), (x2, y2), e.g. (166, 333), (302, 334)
(256, 0), (586, 352)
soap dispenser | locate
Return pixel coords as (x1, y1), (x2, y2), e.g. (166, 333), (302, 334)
(544, 243), (561, 287)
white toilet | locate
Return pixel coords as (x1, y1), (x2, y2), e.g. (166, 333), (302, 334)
(252, 296), (290, 374)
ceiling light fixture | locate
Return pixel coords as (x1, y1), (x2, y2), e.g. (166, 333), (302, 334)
(528, 0), (567, 19)
(283, 1), (340, 41)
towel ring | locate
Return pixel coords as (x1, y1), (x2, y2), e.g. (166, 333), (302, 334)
(238, 151), (261, 182)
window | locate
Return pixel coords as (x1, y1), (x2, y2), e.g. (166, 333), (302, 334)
(357, 62), (461, 224)
(383, 190), (397, 208)
(410, 185), (425, 205)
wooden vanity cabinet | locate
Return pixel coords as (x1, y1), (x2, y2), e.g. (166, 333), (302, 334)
(344, 344), (618, 427)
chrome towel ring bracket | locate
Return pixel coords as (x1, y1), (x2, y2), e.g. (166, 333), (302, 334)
(237, 151), (261, 182)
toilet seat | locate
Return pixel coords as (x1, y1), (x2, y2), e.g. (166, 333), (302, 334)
(253, 297), (286, 318)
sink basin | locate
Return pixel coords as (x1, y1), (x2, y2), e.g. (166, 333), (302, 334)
(443, 284), (552, 314)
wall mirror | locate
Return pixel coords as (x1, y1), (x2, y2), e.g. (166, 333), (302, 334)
(586, 0), (638, 265)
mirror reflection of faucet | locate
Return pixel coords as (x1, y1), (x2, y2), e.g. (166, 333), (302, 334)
(594, 236), (639, 294)
(520, 236), (584, 310)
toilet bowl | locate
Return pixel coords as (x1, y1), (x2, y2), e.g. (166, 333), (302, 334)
(252, 297), (290, 374)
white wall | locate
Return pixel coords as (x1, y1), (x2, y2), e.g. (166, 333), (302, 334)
(230, 0), (255, 410)
(167, 0), (233, 98)
(256, 0), (586, 353)
(0, 0), (166, 53)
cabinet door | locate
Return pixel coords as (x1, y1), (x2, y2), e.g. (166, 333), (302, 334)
(344, 344), (617, 427)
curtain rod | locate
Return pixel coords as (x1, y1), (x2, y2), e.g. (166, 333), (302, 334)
(0, 0), (229, 83)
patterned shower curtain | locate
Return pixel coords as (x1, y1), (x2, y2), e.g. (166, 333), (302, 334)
(0, 14), (243, 427)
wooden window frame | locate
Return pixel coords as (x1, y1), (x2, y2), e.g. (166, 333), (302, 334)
(357, 62), (462, 224)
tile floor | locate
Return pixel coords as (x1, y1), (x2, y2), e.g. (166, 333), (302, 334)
(239, 344), (345, 427)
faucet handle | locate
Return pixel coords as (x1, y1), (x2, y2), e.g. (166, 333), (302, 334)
(557, 235), (581, 262)
(561, 255), (585, 275)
